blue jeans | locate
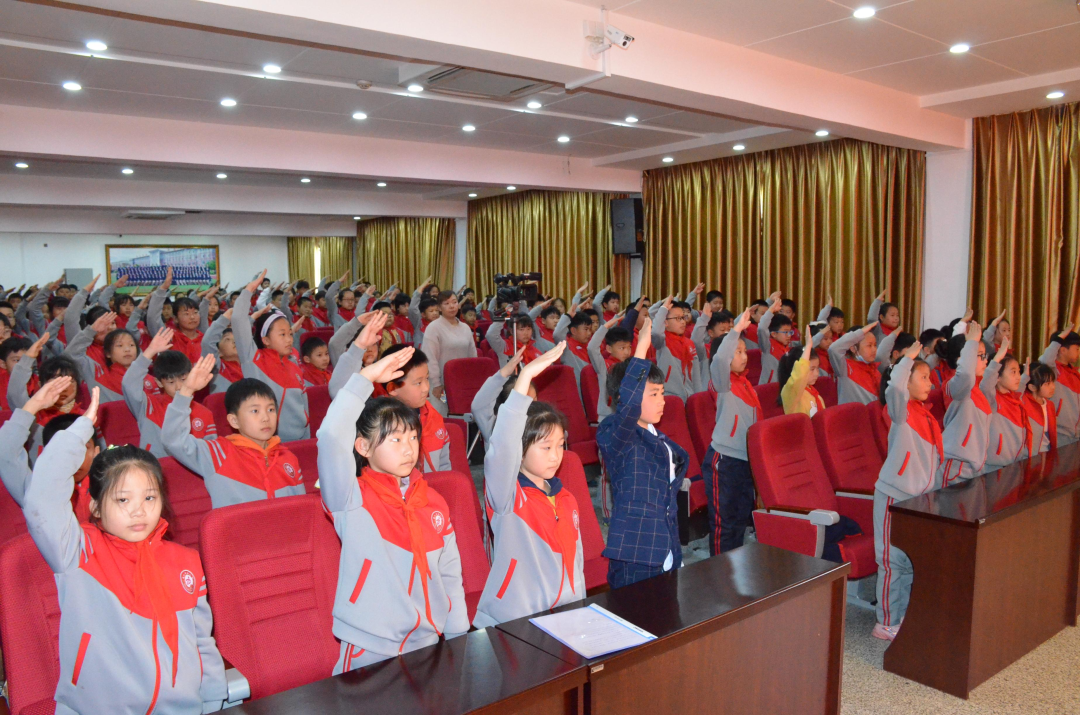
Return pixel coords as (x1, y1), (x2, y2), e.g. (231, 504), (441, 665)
(607, 559), (665, 589)
(702, 448), (755, 555)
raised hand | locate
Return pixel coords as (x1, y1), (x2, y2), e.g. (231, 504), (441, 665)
(338, 270), (352, 285)
(635, 317), (654, 359)
(802, 325), (814, 359)
(994, 335), (1010, 362)
(354, 311), (388, 350)
(768, 293), (783, 313)
(963, 307), (974, 323)
(577, 281), (589, 296)
(515, 341), (566, 395)
(864, 321), (879, 334)
(360, 346), (414, 384)
(23, 376), (73, 415)
(662, 295), (673, 311)
(159, 266), (173, 291)
(691, 282), (705, 296)
(251, 304), (273, 321)
(291, 317), (306, 334)
(568, 300), (580, 318)
(180, 354), (217, 397)
(26, 332), (50, 359)
(83, 274), (101, 294)
(826, 293), (833, 306)
(500, 344), (529, 378)
(223, 308), (234, 321)
(113, 275), (129, 289)
(144, 327), (174, 359)
(992, 309), (1007, 326)
(1059, 323), (1074, 339)
(876, 289), (887, 302)
(768, 290), (782, 304)
(245, 269), (268, 294)
(965, 321), (983, 342)
(91, 311), (117, 333)
(136, 293), (151, 310)
(701, 302), (714, 320)
(734, 309), (752, 334)
(84, 387), (101, 426)
(904, 341), (923, 361)
(634, 295), (646, 312)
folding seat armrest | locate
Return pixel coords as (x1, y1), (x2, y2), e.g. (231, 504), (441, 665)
(224, 668), (250, 708)
(753, 507), (837, 559)
(835, 487), (874, 499)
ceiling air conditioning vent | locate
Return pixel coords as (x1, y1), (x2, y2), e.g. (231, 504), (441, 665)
(412, 66), (552, 102)
(122, 210), (186, 220)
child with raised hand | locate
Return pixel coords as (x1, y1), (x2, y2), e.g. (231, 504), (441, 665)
(757, 291), (794, 384)
(162, 355), (304, 507)
(779, 329), (826, 416)
(317, 337), (468, 674)
(233, 269), (310, 442)
(202, 307), (242, 393)
(487, 313), (542, 368)
(938, 321), (998, 484)
(471, 344), (532, 444)
(872, 340), (941, 642)
(474, 342), (585, 626)
(828, 321), (882, 405)
(23, 387), (229, 714)
(1, 335), (33, 411)
(7, 347), (86, 464)
(1024, 362), (1058, 454)
(300, 336), (333, 387)
(983, 310), (1011, 356)
(652, 295), (705, 400)
(1039, 324), (1080, 446)
(61, 273), (101, 350)
(700, 310), (762, 555)
(985, 338), (1031, 469)
(381, 343), (451, 473)
(867, 288), (900, 344)
(66, 311), (140, 403)
(588, 313), (632, 421)
(123, 327), (217, 456)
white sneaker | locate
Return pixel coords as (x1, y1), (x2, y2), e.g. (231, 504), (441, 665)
(872, 622), (900, 641)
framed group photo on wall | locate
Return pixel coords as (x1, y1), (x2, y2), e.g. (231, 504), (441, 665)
(105, 244), (220, 291)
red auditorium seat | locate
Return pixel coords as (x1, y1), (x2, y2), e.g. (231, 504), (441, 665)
(816, 375), (838, 407)
(656, 396), (705, 514)
(477, 340), (497, 363)
(686, 391), (717, 461)
(813, 403), (884, 494)
(444, 420), (471, 477)
(159, 456), (212, 551)
(200, 494), (340, 700)
(753, 382), (785, 419)
(0, 534), (61, 715)
(306, 384), (330, 434)
(286, 438), (320, 494)
(580, 364), (601, 425)
(204, 391), (232, 437)
(556, 451), (608, 591)
(0, 409), (12, 427)
(747, 414), (875, 580)
(927, 387), (946, 426)
(534, 365), (598, 466)
(97, 400), (141, 447)
(303, 327), (335, 346)
(443, 357), (499, 417)
(0, 482), (27, 548)
(745, 348), (762, 385)
(866, 401), (889, 459)
(424, 470), (490, 620)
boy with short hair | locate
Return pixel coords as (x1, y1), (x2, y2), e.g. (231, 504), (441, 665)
(652, 297), (705, 400)
(300, 336), (332, 386)
(593, 285), (621, 321)
(378, 344), (451, 472)
(587, 317), (633, 420)
(757, 293), (794, 384)
(148, 267), (206, 364)
(201, 308), (242, 393)
(122, 327), (216, 456)
(0, 336), (32, 411)
(164, 356), (304, 507)
(744, 299), (769, 343)
(705, 291), (725, 314)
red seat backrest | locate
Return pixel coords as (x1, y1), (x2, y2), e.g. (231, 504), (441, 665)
(444, 420), (471, 478)
(534, 365), (597, 464)
(555, 451), (607, 588)
(200, 494), (340, 700)
(285, 438), (320, 494)
(159, 456), (212, 551)
(424, 470), (490, 621)
(753, 382), (785, 419)
(656, 395), (700, 480)
(686, 391), (717, 460)
(442, 357), (499, 415)
(816, 375), (838, 407)
(0, 410), (12, 428)
(865, 401), (889, 459)
(745, 348), (762, 385)
(927, 388), (946, 426)
(203, 391), (232, 437)
(0, 534), (61, 715)
(747, 413), (838, 512)
(812, 403), (884, 492)
(306, 384), (330, 434)
(580, 364), (600, 424)
(305, 328), (335, 345)
(97, 400), (141, 447)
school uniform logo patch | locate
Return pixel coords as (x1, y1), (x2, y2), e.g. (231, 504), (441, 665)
(192, 418), (204, 432)
(284, 462), (299, 481)
(431, 510), (445, 533)
(436, 428), (448, 441)
(179, 570), (196, 595)
(572, 510), (580, 531)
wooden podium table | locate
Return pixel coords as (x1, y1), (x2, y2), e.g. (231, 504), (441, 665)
(231, 627), (587, 715)
(497, 542), (850, 715)
(884, 446), (1080, 698)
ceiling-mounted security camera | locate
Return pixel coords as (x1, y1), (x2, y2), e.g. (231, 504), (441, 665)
(355, 80), (373, 90)
(605, 25), (633, 49)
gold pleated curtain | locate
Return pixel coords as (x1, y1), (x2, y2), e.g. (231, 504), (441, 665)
(643, 138), (925, 331)
(287, 236), (354, 284)
(467, 190), (631, 305)
(968, 102), (1080, 360)
(356, 217), (455, 294)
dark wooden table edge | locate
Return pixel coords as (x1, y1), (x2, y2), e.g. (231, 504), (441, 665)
(465, 659), (589, 715)
(889, 477), (1080, 528)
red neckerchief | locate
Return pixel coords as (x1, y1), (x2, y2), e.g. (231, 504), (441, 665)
(1056, 361), (1080, 393)
(35, 400), (84, 426)
(536, 323), (555, 343)
(504, 336), (542, 364)
(744, 323), (758, 343)
(170, 331), (204, 366)
(95, 362), (127, 394)
(631, 329), (657, 363)
(604, 353), (621, 370)
(1023, 392), (1058, 451)
(311, 306), (329, 325)
(87, 341), (107, 370)
(0, 370), (10, 411)
(72, 477), (92, 523)
(143, 392), (215, 436)
(942, 375), (991, 414)
(768, 340), (787, 361)
(298, 316), (318, 332)
(882, 325), (895, 336)
(664, 329), (698, 381)
(418, 401), (449, 471)
(845, 357), (881, 396)
(301, 362), (332, 386)
(807, 384), (824, 410)
(338, 307), (356, 323)
(816, 347), (834, 376)
(996, 389), (1032, 457)
(219, 359), (243, 383)
(602, 310), (616, 322)
(907, 399), (944, 462)
(115, 313), (131, 329)
(931, 362), (955, 388)
(57, 324), (67, 345)
(393, 315), (414, 337)
(254, 348), (305, 390)
(421, 317), (432, 331)
(566, 336), (590, 363)
(222, 434), (300, 495)
(516, 476), (580, 594)
(729, 369), (763, 420)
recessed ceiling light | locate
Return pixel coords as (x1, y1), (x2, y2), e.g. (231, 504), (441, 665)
(625, 116), (639, 123)
(662, 157), (674, 163)
(816, 129), (830, 137)
(853, 6), (875, 19)
(526, 101), (542, 109)
(62, 81), (82, 91)
(352, 111), (367, 120)
(85, 40), (107, 52)
(220, 98), (237, 107)
(1047, 91), (1065, 100)
(216, 173), (227, 179)
(407, 84), (424, 93)
(949, 43), (970, 54)
(468, 193), (478, 198)
(733, 144), (745, 151)
(15, 162), (28, 169)
(121, 168), (134, 175)
(462, 124), (476, 132)
(377, 182), (387, 187)
(301, 177), (311, 183)
(557, 135), (570, 143)
(507, 186), (516, 191)
(262, 64), (281, 74)
(353, 216), (361, 220)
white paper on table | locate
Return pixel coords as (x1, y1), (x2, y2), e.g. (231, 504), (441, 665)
(528, 604), (656, 659)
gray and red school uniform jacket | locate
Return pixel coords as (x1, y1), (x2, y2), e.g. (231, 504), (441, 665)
(486, 322), (543, 370)
(471, 372), (507, 444)
(1039, 340), (1080, 446)
(709, 328), (762, 461)
(317, 373), (469, 659)
(233, 289), (311, 442)
(986, 378), (1033, 470)
(828, 329), (881, 405)
(122, 354), (216, 456)
(24, 417), (228, 714)
(941, 341), (999, 484)
(652, 305), (705, 401)
(588, 324), (625, 421)
(149, 289), (204, 366)
(65, 325), (126, 403)
(162, 393), (305, 508)
(0, 407), (95, 520)
(876, 357), (944, 501)
(756, 310), (789, 384)
(560, 334), (592, 401)
(867, 298), (898, 346)
(1024, 393), (1057, 455)
(416, 400), (452, 473)
(201, 313), (243, 394)
(473, 391), (585, 627)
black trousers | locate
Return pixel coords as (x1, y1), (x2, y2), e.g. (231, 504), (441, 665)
(702, 447), (755, 555)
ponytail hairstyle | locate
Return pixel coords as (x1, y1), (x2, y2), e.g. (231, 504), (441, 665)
(87, 445), (172, 527)
(775, 346), (813, 406)
(879, 357), (930, 405)
(353, 397), (422, 472)
(522, 401), (569, 454)
(944, 334), (966, 370)
(102, 328), (140, 367)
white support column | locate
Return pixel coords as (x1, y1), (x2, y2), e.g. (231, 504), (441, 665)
(922, 144), (973, 332)
(453, 218), (468, 290)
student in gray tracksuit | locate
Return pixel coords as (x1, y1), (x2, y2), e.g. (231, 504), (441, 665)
(473, 344), (584, 627)
(24, 417), (228, 714)
(941, 328), (997, 485)
(0, 408), (34, 503)
(201, 312), (235, 394)
(317, 361), (468, 674)
(652, 301), (705, 401)
(1039, 331), (1080, 446)
(64, 323), (127, 404)
(829, 324), (882, 405)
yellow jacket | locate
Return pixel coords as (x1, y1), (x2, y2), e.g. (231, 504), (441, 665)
(781, 358), (827, 416)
